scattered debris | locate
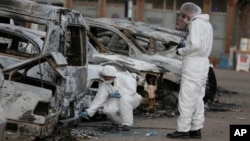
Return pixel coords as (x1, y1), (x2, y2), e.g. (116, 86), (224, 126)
(234, 117), (247, 120)
(145, 131), (158, 136)
(217, 86), (238, 96)
(206, 101), (239, 112)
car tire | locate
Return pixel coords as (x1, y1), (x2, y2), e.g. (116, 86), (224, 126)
(204, 67), (217, 104)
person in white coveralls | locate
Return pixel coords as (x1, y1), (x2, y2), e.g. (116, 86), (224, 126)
(167, 2), (213, 139)
(80, 65), (142, 131)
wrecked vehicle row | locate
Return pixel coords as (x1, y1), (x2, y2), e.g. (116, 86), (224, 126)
(0, 0), (218, 140)
(85, 17), (217, 112)
(86, 18), (180, 112)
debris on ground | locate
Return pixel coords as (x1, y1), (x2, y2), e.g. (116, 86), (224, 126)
(206, 101), (239, 112)
(39, 86), (240, 140)
(217, 86), (238, 96)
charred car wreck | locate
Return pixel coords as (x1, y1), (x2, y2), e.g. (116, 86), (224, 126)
(1, 53), (68, 140)
(0, 0), (88, 139)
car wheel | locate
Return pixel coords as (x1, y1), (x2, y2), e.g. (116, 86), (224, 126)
(204, 67), (217, 104)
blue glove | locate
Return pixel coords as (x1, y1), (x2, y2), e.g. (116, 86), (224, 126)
(110, 90), (121, 98)
(79, 111), (89, 119)
(176, 42), (185, 56)
(176, 42), (185, 49)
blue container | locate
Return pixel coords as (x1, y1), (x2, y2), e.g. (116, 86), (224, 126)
(220, 54), (229, 69)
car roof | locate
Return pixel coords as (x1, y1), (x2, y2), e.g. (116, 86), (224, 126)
(0, 0), (85, 25)
(0, 23), (44, 49)
(86, 17), (185, 44)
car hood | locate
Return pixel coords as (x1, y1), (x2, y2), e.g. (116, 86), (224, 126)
(139, 54), (182, 75)
(92, 54), (162, 74)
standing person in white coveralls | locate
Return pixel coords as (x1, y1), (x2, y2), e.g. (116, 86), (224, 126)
(167, 2), (213, 139)
(80, 65), (142, 131)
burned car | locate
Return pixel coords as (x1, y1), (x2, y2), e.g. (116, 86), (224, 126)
(0, 0), (88, 139)
(0, 23), (44, 65)
(1, 52), (69, 140)
(86, 18), (217, 111)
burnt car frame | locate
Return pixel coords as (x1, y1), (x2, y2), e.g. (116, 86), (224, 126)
(0, 0), (88, 139)
(1, 52), (69, 140)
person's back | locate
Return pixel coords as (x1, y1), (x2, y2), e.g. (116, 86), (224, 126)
(184, 14), (213, 58)
(114, 72), (137, 96)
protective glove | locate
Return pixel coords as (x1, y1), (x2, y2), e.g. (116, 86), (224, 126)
(176, 42), (185, 49)
(110, 90), (121, 98)
(176, 42), (185, 56)
(79, 111), (89, 119)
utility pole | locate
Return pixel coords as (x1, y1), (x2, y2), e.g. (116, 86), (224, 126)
(65, 0), (72, 9)
(125, 0), (133, 21)
(136, 0), (144, 21)
(98, 0), (106, 18)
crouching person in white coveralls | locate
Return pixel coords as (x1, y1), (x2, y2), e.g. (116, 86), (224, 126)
(80, 65), (142, 131)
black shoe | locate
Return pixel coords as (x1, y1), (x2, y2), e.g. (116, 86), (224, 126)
(190, 129), (201, 139)
(122, 125), (130, 131)
(166, 131), (190, 139)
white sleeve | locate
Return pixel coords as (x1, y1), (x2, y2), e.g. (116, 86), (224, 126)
(178, 21), (202, 56)
(86, 83), (110, 117)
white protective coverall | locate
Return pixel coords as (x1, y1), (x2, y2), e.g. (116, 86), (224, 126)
(176, 14), (213, 132)
(86, 73), (142, 126)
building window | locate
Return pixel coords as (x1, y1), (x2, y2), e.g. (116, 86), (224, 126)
(176, 0), (204, 11)
(145, 0), (164, 9)
(107, 0), (136, 5)
(52, 3), (64, 7)
(166, 0), (174, 10)
(107, 0), (124, 4)
(211, 0), (227, 12)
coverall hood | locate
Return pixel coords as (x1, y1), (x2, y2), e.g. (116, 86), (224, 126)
(101, 65), (117, 77)
(193, 14), (210, 22)
(180, 2), (201, 17)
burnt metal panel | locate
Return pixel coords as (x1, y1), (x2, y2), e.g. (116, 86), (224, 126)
(64, 66), (87, 100)
(1, 80), (52, 124)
